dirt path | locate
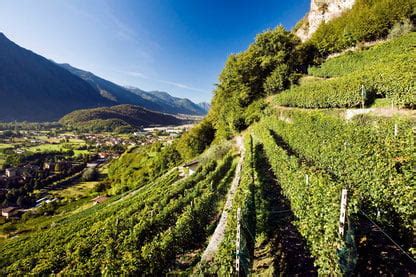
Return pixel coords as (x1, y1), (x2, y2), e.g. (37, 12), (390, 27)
(251, 143), (317, 275)
(354, 214), (416, 275)
(270, 103), (416, 121)
(200, 136), (244, 262)
(344, 107), (416, 120)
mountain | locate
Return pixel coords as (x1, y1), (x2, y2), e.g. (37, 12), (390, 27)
(60, 104), (185, 132)
(127, 88), (207, 115)
(60, 64), (207, 116)
(197, 102), (211, 113)
(0, 33), (113, 122)
(59, 64), (166, 112)
(294, 0), (355, 41)
(0, 33), (206, 122)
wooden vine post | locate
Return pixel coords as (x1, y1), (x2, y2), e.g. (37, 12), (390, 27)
(339, 189), (348, 237)
(236, 208), (241, 276)
(361, 85), (366, 109)
(394, 123), (398, 137)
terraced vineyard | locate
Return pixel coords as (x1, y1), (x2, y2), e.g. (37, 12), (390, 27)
(273, 32), (416, 109)
(0, 151), (238, 275)
(195, 110), (415, 275)
(1, 2), (415, 275)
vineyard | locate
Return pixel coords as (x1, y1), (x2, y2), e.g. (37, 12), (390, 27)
(194, 110), (415, 275)
(273, 32), (416, 109)
(1, 2), (415, 275)
(0, 148), (238, 275)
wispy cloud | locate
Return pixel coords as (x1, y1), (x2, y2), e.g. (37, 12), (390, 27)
(125, 71), (208, 94)
(66, 1), (159, 61)
(102, 1), (161, 52)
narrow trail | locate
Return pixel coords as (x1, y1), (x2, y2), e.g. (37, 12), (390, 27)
(269, 102), (416, 120)
(251, 143), (317, 275)
(200, 136), (245, 262)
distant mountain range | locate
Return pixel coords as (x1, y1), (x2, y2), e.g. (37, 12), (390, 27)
(60, 64), (207, 116)
(197, 102), (211, 113)
(0, 32), (208, 122)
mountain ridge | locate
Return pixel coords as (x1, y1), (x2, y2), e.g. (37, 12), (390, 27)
(126, 87), (207, 115)
(61, 64), (207, 116)
(0, 33), (207, 122)
(0, 32), (112, 122)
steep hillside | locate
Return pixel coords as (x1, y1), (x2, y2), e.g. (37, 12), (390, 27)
(127, 87), (207, 115)
(308, 0), (415, 55)
(1, 1), (415, 276)
(60, 104), (185, 132)
(0, 33), (112, 122)
(0, 33), (206, 123)
(273, 32), (416, 108)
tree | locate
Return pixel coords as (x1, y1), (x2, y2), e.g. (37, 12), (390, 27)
(208, 25), (303, 138)
(82, 168), (99, 182)
(263, 64), (291, 94)
(176, 120), (215, 160)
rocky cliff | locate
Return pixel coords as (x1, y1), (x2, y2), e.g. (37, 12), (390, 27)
(295, 0), (355, 41)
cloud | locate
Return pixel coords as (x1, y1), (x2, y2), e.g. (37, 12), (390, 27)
(125, 71), (208, 94)
(102, 2), (161, 51)
(125, 71), (147, 79)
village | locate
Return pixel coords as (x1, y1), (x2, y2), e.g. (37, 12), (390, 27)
(0, 124), (193, 222)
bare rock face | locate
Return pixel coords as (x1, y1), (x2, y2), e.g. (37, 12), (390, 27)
(295, 0), (355, 41)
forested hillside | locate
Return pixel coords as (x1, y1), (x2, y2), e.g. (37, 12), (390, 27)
(59, 105), (185, 132)
(1, 0), (415, 275)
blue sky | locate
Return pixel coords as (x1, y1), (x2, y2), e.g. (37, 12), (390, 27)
(0, 0), (309, 103)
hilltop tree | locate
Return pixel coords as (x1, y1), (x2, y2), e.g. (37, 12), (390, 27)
(209, 25), (304, 138)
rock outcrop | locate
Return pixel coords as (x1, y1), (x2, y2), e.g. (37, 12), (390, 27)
(295, 0), (355, 41)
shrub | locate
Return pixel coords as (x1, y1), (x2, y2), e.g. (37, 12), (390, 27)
(263, 64), (290, 95)
(82, 168), (99, 182)
(388, 18), (415, 39)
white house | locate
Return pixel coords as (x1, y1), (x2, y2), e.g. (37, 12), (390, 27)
(2, 207), (18, 219)
(5, 168), (17, 178)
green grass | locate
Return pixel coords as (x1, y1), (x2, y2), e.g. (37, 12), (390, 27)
(371, 98), (393, 108)
(0, 198), (94, 238)
(51, 181), (98, 200)
(73, 149), (90, 156)
(26, 144), (66, 152)
(25, 141), (90, 155)
(0, 143), (13, 150)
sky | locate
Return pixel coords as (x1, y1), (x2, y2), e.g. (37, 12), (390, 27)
(0, 0), (310, 103)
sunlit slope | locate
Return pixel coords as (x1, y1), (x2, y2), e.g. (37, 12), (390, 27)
(273, 32), (415, 109)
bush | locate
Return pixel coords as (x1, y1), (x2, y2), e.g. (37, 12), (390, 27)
(176, 119), (215, 159)
(263, 64), (290, 95)
(82, 168), (99, 182)
(388, 18), (415, 39)
(208, 25), (305, 138)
